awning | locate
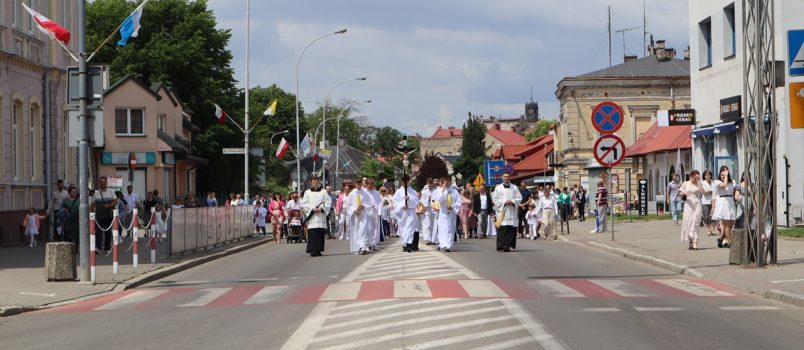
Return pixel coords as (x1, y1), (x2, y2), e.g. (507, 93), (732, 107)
(691, 121), (739, 138)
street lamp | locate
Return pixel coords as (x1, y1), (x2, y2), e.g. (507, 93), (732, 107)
(323, 77), (366, 148)
(269, 130), (289, 159)
(335, 100), (371, 188)
(295, 28), (347, 192)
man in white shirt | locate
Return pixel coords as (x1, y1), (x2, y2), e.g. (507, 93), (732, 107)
(492, 172), (522, 252)
(302, 177), (332, 257)
(345, 180), (374, 255)
(50, 179), (69, 240)
(394, 174), (419, 253)
(124, 185), (140, 216)
(434, 176), (461, 252)
(472, 185), (493, 239)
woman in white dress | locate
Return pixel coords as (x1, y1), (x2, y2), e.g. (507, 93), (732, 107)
(679, 170), (704, 250)
(711, 166), (737, 248)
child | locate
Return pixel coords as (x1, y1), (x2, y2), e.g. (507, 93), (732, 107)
(288, 210), (303, 239)
(254, 200), (268, 236)
(734, 189), (745, 229)
(22, 207), (47, 248)
(487, 212), (497, 237)
(381, 199), (391, 239)
(526, 202), (541, 240)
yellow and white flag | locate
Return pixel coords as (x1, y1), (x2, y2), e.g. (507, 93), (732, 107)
(262, 99), (277, 117)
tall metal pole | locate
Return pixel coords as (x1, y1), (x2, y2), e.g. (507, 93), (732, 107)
(77, 0), (90, 282)
(608, 6), (612, 67)
(323, 77), (366, 148)
(295, 29), (346, 193)
(244, 0), (250, 204)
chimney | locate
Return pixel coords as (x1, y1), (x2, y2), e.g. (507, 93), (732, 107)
(684, 46), (690, 60)
(656, 40), (666, 49)
(624, 54), (638, 63)
(494, 123), (501, 130)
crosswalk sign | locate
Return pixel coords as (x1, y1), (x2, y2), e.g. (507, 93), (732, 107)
(788, 30), (804, 76)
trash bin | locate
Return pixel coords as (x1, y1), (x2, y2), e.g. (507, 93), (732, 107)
(729, 228), (745, 265)
(45, 242), (76, 281)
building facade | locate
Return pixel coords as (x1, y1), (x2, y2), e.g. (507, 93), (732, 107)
(0, 0), (78, 244)
(689, 0), (804, 226)
(96, 77), (205, 205)
(554, 46), (691, 196)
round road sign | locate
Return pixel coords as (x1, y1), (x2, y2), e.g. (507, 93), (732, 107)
(593, 134), (626, 167)
(591, 101), (624, 134)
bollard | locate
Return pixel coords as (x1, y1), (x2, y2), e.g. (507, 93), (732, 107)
(112, 209), (119, 274)
(132, 209), (139, 269)
(89, 212), (97, 283)
(150, 207), (157, 264)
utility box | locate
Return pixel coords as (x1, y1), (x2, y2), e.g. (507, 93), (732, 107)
(45, 242), (76, 281)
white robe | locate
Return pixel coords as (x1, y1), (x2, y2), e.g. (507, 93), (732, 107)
(368, 189), (382, 248)
(419, 186), (436, 243)
(434, 186), (461, 250)
(345, 187), (374, 252)
(393, 186), (420, 246)
(492, 183), (521, 227)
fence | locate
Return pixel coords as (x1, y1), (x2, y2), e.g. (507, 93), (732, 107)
(169, 206), (254, 255)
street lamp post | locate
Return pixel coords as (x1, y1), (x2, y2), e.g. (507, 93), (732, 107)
(323, 77), (366, 148)
(295, 28), (347, 193)
(334, 101), (371, 189)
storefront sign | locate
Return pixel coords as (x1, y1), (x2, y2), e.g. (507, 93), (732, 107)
(669, 109), (696, 125)
(107, 176), (124, 193)
(720, 95), (741, 121)
(102, 152), (156, 165)
(638, 179), (648, 216)
(163, 153), (176, 165)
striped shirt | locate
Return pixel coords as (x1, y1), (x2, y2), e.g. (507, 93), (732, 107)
(596, 186), (608, 206)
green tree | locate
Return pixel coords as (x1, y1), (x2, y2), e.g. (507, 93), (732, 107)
(359, 159), (395, 183)
(452, 114), (486, 184)
(524, 120), (557, 141)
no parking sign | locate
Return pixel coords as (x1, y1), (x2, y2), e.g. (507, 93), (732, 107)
(591, 101), (624, 134)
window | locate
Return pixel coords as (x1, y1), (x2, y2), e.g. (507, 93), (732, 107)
(12, 1), (19, 27)
(62, 0), (70, 34)
(12, 101), (23, 179)
(26, 1), (34, 34)
(115, 108), (145, 135)
(724, 4), (736, 58)
(157, 114), (166, 131)
(30, 104), (42, 180)
(698, 17), (712, 68)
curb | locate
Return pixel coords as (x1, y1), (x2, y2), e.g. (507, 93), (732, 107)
(0, 237), (270, 317)
(557, 235), (804, 309)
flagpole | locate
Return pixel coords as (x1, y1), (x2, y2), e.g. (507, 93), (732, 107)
(77, 0), (91, 282)
(86, 0), (147, 62)
(244, 0), (250, 204)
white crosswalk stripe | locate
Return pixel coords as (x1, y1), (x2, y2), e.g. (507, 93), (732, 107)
(654, 279), (735, 296)
(94, 290), (168, 310)
(244, 286), (290, 304)
(176, 288), (231, 308)
(590, 279), (656, 297)
(527, 280), (585, 298)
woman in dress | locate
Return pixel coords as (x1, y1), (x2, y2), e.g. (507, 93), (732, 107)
(711, 166), (737, 248)
(459, 190), (473, 239)
(269, 193), (285, 243)
(700, 170), (716, 236)
(680, 170), (704, 250)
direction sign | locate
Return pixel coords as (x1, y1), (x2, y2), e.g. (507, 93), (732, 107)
(788, 29), (804, 76)
(484, 160), (505, 186)
(593, 134), (625, 167)
(591, 101), (624, 134)
(223, 148), (247, 155)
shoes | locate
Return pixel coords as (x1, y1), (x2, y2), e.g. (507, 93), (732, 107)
(589, 230), (598, 234)
(510, 247), (516, 251)
(503, 246), (511, 252)
(723, 242), (730, 248)
(717, 238), (723, 248)
(443, 248), (451, 252)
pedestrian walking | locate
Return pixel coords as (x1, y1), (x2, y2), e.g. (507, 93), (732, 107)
(558, 187), (571, 225)
(712, 166), (737, 248)
(459, 190), (473, 239)
(578, 186), (587, 221)
(91, 176), (118, 254)
(680, 170), (704, 250)
(492, 172), (522, 252)
(269, 193), (285, 243)
(590, 181), (608, 233)
(472, 185), (493, 239)
(525, 202), (540, 240)
(50, 179), (69, 241)
(419, 178), (437, 245)
(394, 174), (419, 252)
(701, 170), (716, 236)
(434, 176), (461, 252)
(336, 185), (351, 240)
(517, 182), (532, 238)
(254, 200), (268, 236)
(666, 173), (682, 225)
(61, 186), (80, 245)
(345, 180), (373, 255)
(366, 178), (383, 250)
(22, 207), (47, 248)
(538, 188), (558, 240)
(302, 177), (331, 257)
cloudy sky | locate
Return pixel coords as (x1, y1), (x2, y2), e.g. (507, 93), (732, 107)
(206, 0), (689, 137)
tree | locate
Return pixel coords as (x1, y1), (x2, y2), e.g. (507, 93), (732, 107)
(525, 120), (557, 141)
(359, 159), (395, 183)
(414, 152), (449, 191)
(452, 114), (486, 184)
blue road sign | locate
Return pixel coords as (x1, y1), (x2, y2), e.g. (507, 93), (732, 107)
(484, 160), (505, 186)
(788, 29), (804, 76)
(591, 101), (624, 134)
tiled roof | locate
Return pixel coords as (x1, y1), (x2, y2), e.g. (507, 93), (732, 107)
(625, 122), (692, 157)
(513, 144), (553, 172)
(495, 135), (553, 162)
(430, 126), (462, 138)
(578, 55), (690, 78)
(486, 128), (526, 145)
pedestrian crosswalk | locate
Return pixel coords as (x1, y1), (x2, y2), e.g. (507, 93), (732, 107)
(43, 276), (741, 314)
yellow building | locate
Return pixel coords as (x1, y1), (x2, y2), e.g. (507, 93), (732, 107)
(553, 44), (690, 196)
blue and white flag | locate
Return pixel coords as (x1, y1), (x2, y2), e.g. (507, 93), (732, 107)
(300, 134), (312, 157)
(117, 0), (148, 46)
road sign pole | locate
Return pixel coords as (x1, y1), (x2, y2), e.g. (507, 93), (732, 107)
(609, 168), (614, 241)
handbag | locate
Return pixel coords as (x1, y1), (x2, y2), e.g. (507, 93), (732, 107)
(415, 202), (426, 214)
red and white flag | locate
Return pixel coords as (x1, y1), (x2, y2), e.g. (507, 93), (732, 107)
(276, 138), (290, 160)
(21, 3), (71, 45)
(214, 103), (228, 124)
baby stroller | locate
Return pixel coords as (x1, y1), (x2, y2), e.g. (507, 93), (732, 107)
(286, 209), (305, 243)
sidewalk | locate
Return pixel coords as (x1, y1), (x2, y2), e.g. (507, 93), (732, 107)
(0, 233), (270, 316)
(557, 217), (804, 307)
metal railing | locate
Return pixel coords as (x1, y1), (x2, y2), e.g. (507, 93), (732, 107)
(168, 206), (254, 255)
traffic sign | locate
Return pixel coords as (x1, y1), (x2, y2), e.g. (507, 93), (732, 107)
(473, 174), (485, 188)
(593, 134), (625, 167)
(788, 29), (804, 76)
(502, 164), (514, 174)
(484, 160), (505, 186)
(591, 101), (624, 134)
(223, 148), (247, 155)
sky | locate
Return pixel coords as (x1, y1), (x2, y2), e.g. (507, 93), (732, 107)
(206, 0), (689, 137)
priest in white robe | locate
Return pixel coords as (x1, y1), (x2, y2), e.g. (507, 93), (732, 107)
(434, 177), (461, 252)
(393, 174), (419, 253)
(366, 178), (383, 250)
(302, 176), (332, 257)
(492, 172), (522, 252)
(345, 180), (374, 255)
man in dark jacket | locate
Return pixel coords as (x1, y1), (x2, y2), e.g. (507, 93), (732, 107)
(472, 185), (494, 239)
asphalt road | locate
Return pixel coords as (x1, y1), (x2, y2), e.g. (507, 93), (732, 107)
(2, 236), (804, 350)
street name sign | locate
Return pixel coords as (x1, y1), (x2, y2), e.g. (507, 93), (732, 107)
(593, 134), (625, 167)
(223, 148), (247, 155)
